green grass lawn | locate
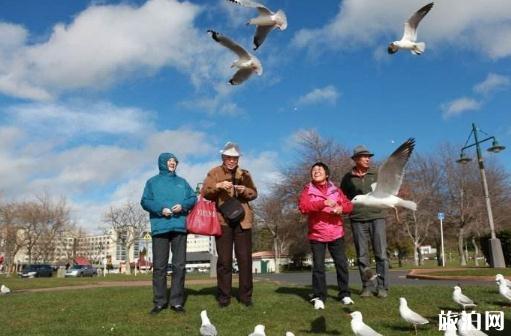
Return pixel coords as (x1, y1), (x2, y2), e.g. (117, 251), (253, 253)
(422, 268), (511, 277)
(0, 277), (509, 335)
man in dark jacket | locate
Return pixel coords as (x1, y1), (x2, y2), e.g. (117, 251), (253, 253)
(141, 153), (196, 314)
(341, 145), (389, 298)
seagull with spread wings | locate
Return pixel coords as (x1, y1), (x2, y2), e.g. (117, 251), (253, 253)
(351, 138), (416, 213)
(227, 0), (287, 50)
(208, 30), (263, 85)
(388, 2), (434, 55)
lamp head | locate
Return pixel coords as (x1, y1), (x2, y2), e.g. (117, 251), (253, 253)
(456, 152), (472, 164)
(487, 139), (505, 153)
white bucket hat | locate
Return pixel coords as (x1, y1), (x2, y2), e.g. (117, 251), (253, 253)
(220, 141), (241, 157)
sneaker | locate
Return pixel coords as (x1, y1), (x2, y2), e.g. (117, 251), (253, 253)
(311, 298), (325, 310)
(341, 297), (354, 305)
(376, 289), (388, 298)
(360, 288), (374, 298)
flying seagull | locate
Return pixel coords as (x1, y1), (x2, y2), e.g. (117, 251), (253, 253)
(208, 30), (263, 85)
(399, 297), (429, 335)
(199, 310), (217, 336)
(350, 311), (383, 336)
(457, 310), (488, 336)
(227, 0), (287, 50)
(496, 274), (511, 288)
(453, 286), (477, 310)
(248, 324), (266, 336)
(388, 2), (434, 55)
(351, 138), (417, 212)
(0, 284), (10, 295)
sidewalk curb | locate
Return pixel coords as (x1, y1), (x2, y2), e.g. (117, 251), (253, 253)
(406, 268), (506, 281)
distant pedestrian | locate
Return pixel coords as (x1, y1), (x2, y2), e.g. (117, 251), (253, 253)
(298, 162), (354, 309)
(141, 153), (197, 315)
(202, 142), (258, 307)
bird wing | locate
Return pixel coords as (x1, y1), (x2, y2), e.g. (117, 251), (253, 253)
(374, 138), (415, 196)
(253, 25), (274, 50)
(406, 309), (429, 324)
(227, 0), (272, 15)
(401, 2), (433, 42)
(359, 323), (383, 336)
(458, 293), (475, 305)
(229, 68), (254, 85)
(208, 30), (251, 60)
(199, 325), (217, 336)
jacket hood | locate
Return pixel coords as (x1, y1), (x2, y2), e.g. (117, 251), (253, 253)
(158, 153), (178, 174)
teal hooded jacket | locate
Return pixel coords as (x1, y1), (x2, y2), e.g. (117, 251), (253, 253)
(141, 153), (197, 236)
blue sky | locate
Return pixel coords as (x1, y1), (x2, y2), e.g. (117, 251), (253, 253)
(0, 0), (509, 232)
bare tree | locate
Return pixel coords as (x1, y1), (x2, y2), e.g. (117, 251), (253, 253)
(0, 202), (25, 273)
(103, 201), (148, 274)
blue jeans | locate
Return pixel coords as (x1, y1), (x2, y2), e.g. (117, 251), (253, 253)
(351, 219), (389, 290)
(152, 231), (187, 307)
(310, 238), (350, 301)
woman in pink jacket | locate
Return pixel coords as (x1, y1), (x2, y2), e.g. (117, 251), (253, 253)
(298, 162), (354, 309)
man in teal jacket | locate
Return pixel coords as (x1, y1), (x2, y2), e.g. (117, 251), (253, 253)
(141, 153), (196, 315)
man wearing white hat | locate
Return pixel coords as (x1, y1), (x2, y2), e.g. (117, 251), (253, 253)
(202, 141), (258, 307)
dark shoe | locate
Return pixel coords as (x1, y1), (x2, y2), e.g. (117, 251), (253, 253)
(149, 305), (167, 315)
(170, 305), (185, 313)
(360, 288), (374, 298)
(218, 301), (230, 308)
(376, 289), (388, 298)
(241, 300), (253, 307)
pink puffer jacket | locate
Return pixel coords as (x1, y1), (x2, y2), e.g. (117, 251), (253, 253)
(298, 181), (353, 242)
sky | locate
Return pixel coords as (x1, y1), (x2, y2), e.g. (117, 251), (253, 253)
(0, 0), (510, 233)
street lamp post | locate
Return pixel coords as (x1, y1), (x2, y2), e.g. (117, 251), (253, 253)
(456, 123), (506, 268)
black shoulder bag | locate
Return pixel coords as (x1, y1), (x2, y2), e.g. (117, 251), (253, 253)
(218, 173), (245, 224)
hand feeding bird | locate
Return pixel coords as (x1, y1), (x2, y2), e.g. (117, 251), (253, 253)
(399, 297), (429, 335)
(207, 30), (263, 85)
(350, 311), (383, 336)
(388, 2), (434, 55)
(199, 310), (218, 336)
(453, 285), (477, 310)
(226, 0), (287, 50)
(350, 138), (417, 222)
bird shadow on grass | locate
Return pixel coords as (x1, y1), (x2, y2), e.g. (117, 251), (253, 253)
(298, 316), (341, 335)
(381, 321), (418, 333)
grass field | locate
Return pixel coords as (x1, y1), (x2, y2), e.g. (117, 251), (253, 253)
(0, 274), (509, 336)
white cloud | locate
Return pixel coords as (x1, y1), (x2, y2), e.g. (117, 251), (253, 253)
(292, 0), (511, 59)
(7, 101), (155, 137)
(473, 73), (510, 95)
(0, 0), (224, 100)
(297, 85), (339, 106)
(441, 97), (481, 119)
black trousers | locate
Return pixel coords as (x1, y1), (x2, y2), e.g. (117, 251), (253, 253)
(310, 237), (350, 301)
(152, 231), (187, 307)
(215, 223), (252, 304)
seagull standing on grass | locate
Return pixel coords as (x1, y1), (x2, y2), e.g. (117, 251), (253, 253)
(453, 286), (477, 310)
(457, 311), (488, 336)
(444, 320), (458, 336)
(496, 274), (511, 288)
(388, 3), (434, 55)
(199, 310), (217, 336)
(350, 138), (417, 213)
(207, 30), (263, 85)
(248, 324), (266, 336)
(496, 279), (511, 303)
(350, 311), (383, 336)
(227, 0), (287, 50)
(399, 297), (429, 335)
(0, 284), (10, 295)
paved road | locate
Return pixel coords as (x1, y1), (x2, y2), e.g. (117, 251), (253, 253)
(255, 269), (496, 287)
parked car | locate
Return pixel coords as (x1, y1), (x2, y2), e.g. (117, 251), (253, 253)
(19, 264), (53, 278)
(65, 264), (97, 277)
